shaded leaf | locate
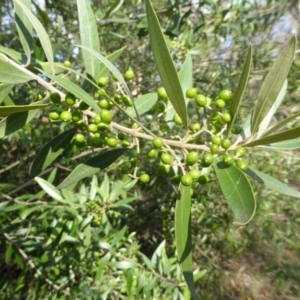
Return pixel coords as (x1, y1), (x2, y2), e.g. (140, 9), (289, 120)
(261, 137), (300, 150)
(29, 128), (77, 177)
(146, 0), (187, 128)
(175, 184), (197, 299)
(35, 177), (63, 201)
(0, 84), (14, 104)
(247, 168), (300, 198)
(213, 159), (256, 225)
(15, 0), (54, 73)
(77, 0), (101, 80)
(251, 36), (296, 134)
(227, 45), (252, 136)
(0, 104), (49, 117)
(125, 93), (157, 117)
(57, 148), (127, 189)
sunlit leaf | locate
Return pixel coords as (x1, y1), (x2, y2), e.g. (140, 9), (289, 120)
(0, 84), (14, 104)
(125, 93), (157, 117)
(247, 168), (300, 198)
(0, 104), (49, 117)
(261, 137), (300, 150)
(29, 128), (77, 177)
(175, 184), (197, 298)
(227, 45), (252, 136)
(146, 0), (187, 128)
(213, 160), (256, 225)
(251, 36), (296, 134)
(35, 177), (63, 201)
(57, 148), (127, 189)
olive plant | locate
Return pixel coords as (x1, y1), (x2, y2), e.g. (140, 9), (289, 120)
(1, 0), (300, 298)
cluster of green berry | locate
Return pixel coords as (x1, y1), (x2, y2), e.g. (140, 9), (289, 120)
(86, 201), (103, 227)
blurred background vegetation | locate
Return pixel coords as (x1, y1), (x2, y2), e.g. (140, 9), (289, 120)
(1, 0), (300, 299)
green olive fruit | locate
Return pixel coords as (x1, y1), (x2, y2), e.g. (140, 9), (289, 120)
(171, 174), (181, 184)
(181, 174), (193, 186)
(210, 144), (219, 154)
(186, 87), (197, 98)
(211, 112), (220, 123)
(173, 114), (183, 125)
(49, 111), (60, 121)
(211, 135), (222, 146)
(36, 93), (44, 100)
(147, 149), (157, 158)
(98, 99), (111, 110)
(160, 152), (173, 164)
(223, 153), (235, 166)
(231, 125), (242, 135)
(50, 92), (61, 105)
(157, 87), (168, 99)
(158, 123), (169, 133)
(139, 173), (150, 183)
(74, 133), (86, 147)
(190, 122), (201, 133)
(122, 95), (132, 107)
(202, 153), (214, 167)
(220, 112), (232, 123)
(221, 138), (232, 150)
(65, 93), (76, 106)
(112, 73), (119, 82)
(91, 137), (105, 148)
(235, 146), (246, 157)
(122, 140), (131, 147)
(60, 111), (72, 122)
(98, 76), (109, 87)
(157, 164), (171, 175)
(155, 101), (166, 113)
(97, 88), (107, 96)
(189, 169), (201, 180)
(152, 137), (163, 149)
(71, 111), (81, 124)
(97, 122), (108, 131)
(79, 101), (89, 111)
(215, 98), (226, 109)
(63, 60), (72, 68)
(124, 69), (135, 81)
(218, 89), (232, 101)
(186, 151), (199, 166)
(130, 157), (137, 166)
(117, 132), (128, 140)
(236, 160), (248, 171)
(93, 114), (101, 124)
(114, 94), (123, 104)
(100, 109), (113, 124)
(88, 123), (98, 133)
(198, 175), (209, 184)
(106, 137), (118, 148)
(195, 94), (207, 107)
(211, 123), (222, 134)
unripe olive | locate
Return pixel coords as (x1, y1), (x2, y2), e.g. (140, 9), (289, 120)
(236, 160), (248, 171)
(198, 175), (210, 184)
(79, 101), (89, 111)
(100, 109), (113, 124)
(49, 111), (60, 121)
(98, 77), (109, 87)
(152, 137), (163, 149)
(195, 94), (207, 107)
(160, 152), (173, 165)
(202, 153), (214, 167)
(74, 133), (86, 147)
(186, 87), (197, 98)
(173, 114), (183, 125)
(157, 87), (168, 99)
(93, 114), (101, 124)
(63, 60), (72, 68)
(91, 137), (105, 148)
(114, 94), (123, 104)
(124, 69), (135, 81)
(97, 122), (108, 131)
(60, 111), (72, 122)
(215, 99), (226, 109)
(50, 92), (61, 105)
(139, 173), (150, 183)
(181, 174), (193, 186)
(189, 169), (201, 180)
(155, 101), (166, 113)
(218, 89), (232, 101)
(186, 151), (199, 166)
(157, 164), (171, 175)
(235, 146), (246, 157)
(223, 153), (235, 166)
(72, 111), (82, 123)
(122, 95), (132, 107)
(220, 112), (231, 123)
(171, 174), (181, 184)
(147, 149), (157, 158)
(221, 138), (232, 150)
(88, 123), (98, 133)
(65, 93), (76, 106)
(211, 123), (222, 134)
(190, 122), (201, 133)
(231, 125), (243, 135)
(106, 137), (118, 148)
(122, 140), (131, 147)
(210, 144), (219, 154)
(117, 132), (128, 141)
(159, 123), (170, 133)
(211, 135), (222, 146)
(98, 99), (112, 110)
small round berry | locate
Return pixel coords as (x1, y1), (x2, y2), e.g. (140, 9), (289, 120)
(189, 169), (201, 180)
(223, 153), (235, 166)
(157, 87), (168, 99)
(195, 94), (207, 107)
(160, 152), (173, 164)
(97, 122), (108, 131)
(147, 149), (157, 158)
(157, 164), (171, 175)
(174, 114), (183, 125)
(211, 135), (222, 146)
(198, 175), (209, 184)
(186, 87), (197, 98)
(63, 60), (72, 68)
(60, 111), (72, 122)
(202, 153), (214, 167)
(74, 133), (86, 147)
(98, 99), (111, 110)
(71, 111), (82, 123)
(91, 137), (105, 148)
(159, 123), (170, 133)
(236, 160), (248, 171)
(186, 151), (199, 166)
(215, 99), (226, 109)
(122, 140), (131, 147)
(114, 95), (123, 104)
(221, 138), (232, 150)
(117, 132), (128, 141)
(49, 111), (60, 121)
(50, 92), (61, 105)
(106, 137), (118, 148)
(231, 125), (242, 135)
(139, 174), (150, 184)
(122, 95), (132, 107)
(155, 101), (166, 113)
(88, 123), (98, 133)
(65, 93), (76, 106)
(98, 77), (109, 87)
(171, 175), (181, 184)
(210, 144), (219, 154)
(79, 101), (90, 111)
(100, 110), (113, 124)
(181, 174), (193, 186)
(152, 137), (164, 149)
(190, 122), (201, 133)
(235, 146), (246, 157)
(218, 89), (232, 101)
(220, 112), (232, 123)
(93, 114), (101, 125)
(124, 69), (135, 81)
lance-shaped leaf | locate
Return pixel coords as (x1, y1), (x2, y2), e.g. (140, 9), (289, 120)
(175, 184), (197, 298)
(13, 0), (33, 65)
(0, 104), (49, 117)
(125, 93), (157, 117)
(15, 0), (54, 74)
(261, 137), (300, 150)
(213, 160), (256, 225)
(29, 128), (77, 177)
(76, 0), (101, 80)
(145, 0), (187, 128)
(251, 36), (296, 135)
(247, 168), (300, 198)
(57, 148), (127, 189)
(226, 45), (252, 136)
(0, 84), (14, 104)
(245, 126), (300, 147)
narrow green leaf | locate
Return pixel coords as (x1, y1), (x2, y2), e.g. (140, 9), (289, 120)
(76, 0), (101, 80)
(245, 126), (300, 147)
(35, 177), (63, 201)
(13, 0), (33, 64)
(15, 0), (54, 73)
(0, 84), (14, 104)
(227, 45), (252, 136)
(247, 168), (300, 198)
(213, 160), (256, 225)
(0, 104), (49, 117)
(175, 184), (197, 298)
(57, 148), (127, 189)
(145, 0), (187, 128)
(29, 128), (77, 177)
(125, 93), (157, 117)
(251, 36), (296, 134)
(104, 0), (124, 19)
(0, 57), (32, 83)
(261, 137), (300, 150)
